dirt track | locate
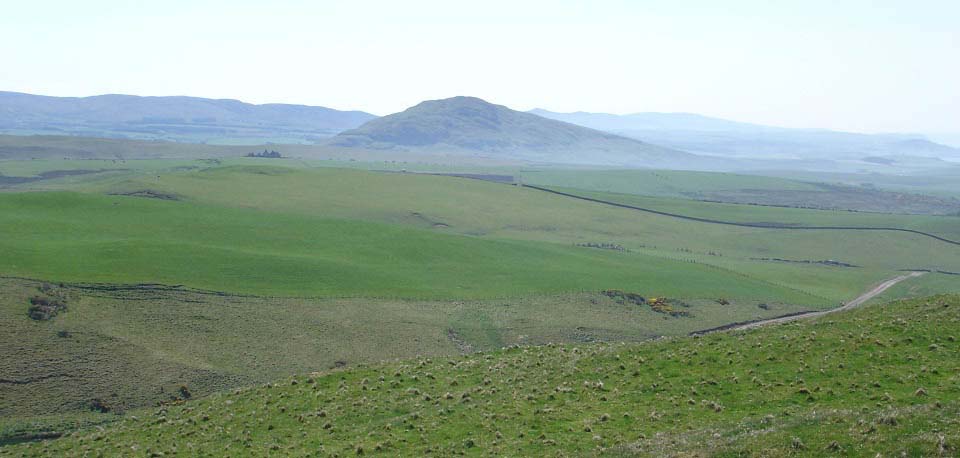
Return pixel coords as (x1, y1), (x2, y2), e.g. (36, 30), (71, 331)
(694, 271), (925, 334)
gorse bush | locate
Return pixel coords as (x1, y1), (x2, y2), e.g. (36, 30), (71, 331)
(27, 296), (67, 321)
(26, 287), (69, 321)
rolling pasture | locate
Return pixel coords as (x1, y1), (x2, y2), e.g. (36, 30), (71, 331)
(520, 169), (822, 197)
(76, 165), (960, 287)
(756, 167), (960, 199)
(2, 157), (959, 445)
(524, 186), (960, 246)
(3, 162), (959, 305)
(521, 168), (960, 216)
(0, 189), (815, 300)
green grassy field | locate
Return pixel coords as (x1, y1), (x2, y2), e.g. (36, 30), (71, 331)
(0, 134), (524, 168)
(754, 168), (960, 199)
(521, 169), (960, 216)
(107, 167), (960, 274)
(537, 186), (960, 242)
(6, 294), (957, 456)
(0, 157), (518, 179)
(521, 169), (823, 197)
(0, 158), (209, 178)
(0, 189), (824, 301)
(5, 164), (959, 301)
(2, 159), (959, 450)
(8, 159), (957, 246)
(866, 272), (960, 305)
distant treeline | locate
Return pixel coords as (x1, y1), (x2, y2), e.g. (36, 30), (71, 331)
(246, 149), (282, 158)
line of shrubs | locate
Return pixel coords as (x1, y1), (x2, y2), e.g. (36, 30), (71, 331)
(246, 149), (282, 158)
(576, 242), (630, 252)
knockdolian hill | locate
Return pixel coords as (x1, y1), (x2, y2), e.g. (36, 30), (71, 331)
(330, 96), (710, 168)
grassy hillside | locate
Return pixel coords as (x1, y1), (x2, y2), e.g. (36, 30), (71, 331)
(754, 168), (960, 199)
(521, 169), (960, 216)
(6, 294), (958, 456)
(0, 190), (818, 301)
(5, 162), (960, 314)
(0, 277), (814, 431)
(0, 135), (249, 160)
(2, 161), (958, 446)
(536, 187), (960, 242)
(3, 161), (960, 303)
(0, 135), (526, 168)
(88, 166), (960, 285)
(522, 169), (822, 196)
(866, 272), (960, 305)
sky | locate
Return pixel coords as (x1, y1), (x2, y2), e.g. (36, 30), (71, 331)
(1, 0), (958, 135)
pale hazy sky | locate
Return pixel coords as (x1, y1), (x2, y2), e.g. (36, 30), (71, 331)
(2, 0), (958, 134)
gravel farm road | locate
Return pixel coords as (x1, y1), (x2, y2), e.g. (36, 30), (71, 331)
(726, 271), (926, 332)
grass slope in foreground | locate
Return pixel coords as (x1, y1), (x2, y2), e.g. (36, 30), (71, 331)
(7, 295), (958, 457)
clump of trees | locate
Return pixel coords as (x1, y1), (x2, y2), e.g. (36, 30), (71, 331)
(246, 149), (282, 158)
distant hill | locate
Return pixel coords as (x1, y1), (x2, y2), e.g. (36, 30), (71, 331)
(530, 108), (960, 161)
(0, 91), (376, 143)
(331, 96), (709, 168)
(528, 108), (774, 133)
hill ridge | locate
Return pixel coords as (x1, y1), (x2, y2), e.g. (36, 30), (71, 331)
(530, 107), (960, 160)
(0, 91), (377, 142)
(330, 96), (711, 168)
